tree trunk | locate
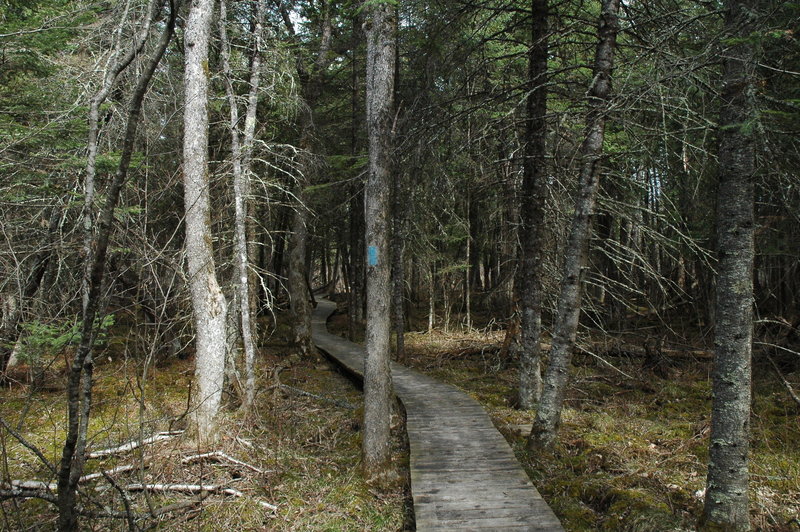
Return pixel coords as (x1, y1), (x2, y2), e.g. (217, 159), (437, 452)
(348, 15), (365, 338)
(349, 182), (366, 337)
(289, 204), (313, 354)
(183, 0), (227, 443)
(362, 0), (396, 482)
(518, 0), (549, 409)
(428, 261), (436, 333)
(56, 4), (176, 528)
(218, 0), (266, 410)
(700, 1), (757, 529)
(529, 0), (619, 450)
(280, 0), (333, 355)
(391, 162), (406, 362)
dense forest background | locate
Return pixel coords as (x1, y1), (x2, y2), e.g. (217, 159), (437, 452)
(1, 0), (799, 530)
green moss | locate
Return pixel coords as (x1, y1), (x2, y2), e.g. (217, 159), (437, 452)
(551, 497), (599, 529)
(602, 488), (680, 531)
(1, 321), (405, 531)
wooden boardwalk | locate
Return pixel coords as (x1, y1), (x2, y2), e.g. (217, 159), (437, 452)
(312, 299), (564, 531)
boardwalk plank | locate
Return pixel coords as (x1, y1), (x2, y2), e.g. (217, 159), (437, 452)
(311, 299), (563, 531)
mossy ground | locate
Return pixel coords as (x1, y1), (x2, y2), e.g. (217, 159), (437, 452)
(401, 316), (800, 531)
(4, 302), (797, 531)
(0, 312), (407, 531)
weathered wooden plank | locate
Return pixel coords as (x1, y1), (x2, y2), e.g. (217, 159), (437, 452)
(312, 299), (564, 532)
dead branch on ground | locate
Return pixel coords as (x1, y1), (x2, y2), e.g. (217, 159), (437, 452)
(181, 451), (269, 474)
(88, 431), (183, 459)
(122, 483), (277, 511)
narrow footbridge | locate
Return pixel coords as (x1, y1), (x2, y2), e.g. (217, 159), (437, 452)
(312, 299), (563, 531)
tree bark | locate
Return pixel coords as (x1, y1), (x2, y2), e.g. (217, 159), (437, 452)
(281, 0), (333, 355)
(347, 14), (366, 337)
(183, 0), (227, 442)
(529, 0), (619, 450)
(218, 0), (266, 410)
(56, 4), (176, 529)
(362, 0), (396, 481)
(391, 158), (405, 362)
(518, 0), (549, 409)
(700, 1), (757, 529)
(289, 203), (312, 354)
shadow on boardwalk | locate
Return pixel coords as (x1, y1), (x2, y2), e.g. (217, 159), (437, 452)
(312, 299), (564, 531)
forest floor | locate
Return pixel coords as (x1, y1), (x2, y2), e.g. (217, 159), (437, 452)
(0, 312), (409, 531)
(343, 306), (799, 532)
(2, 303), (798, 531)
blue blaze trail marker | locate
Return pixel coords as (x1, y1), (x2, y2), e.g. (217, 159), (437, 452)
(368, 245), (378, 266)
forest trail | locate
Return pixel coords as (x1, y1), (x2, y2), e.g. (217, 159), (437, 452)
(312, 299), (564, 531)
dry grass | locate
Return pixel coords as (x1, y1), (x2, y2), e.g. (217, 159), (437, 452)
(0, 318), (407, 531)
(402, 319), (800, 532)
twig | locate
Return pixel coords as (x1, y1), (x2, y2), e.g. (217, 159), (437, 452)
(150, 497), (207, 517)
(88, 431), (183, 459)
(575, 344), (635, 380)
(235, 436), (254, 449)
(0, 415), (57, 475)
(182, 451), (268, 474)
(766, 354), (800, 408)
(102, 470), (140, 532)
(274, 384), (355, 409)
(755, 340), (800, 358)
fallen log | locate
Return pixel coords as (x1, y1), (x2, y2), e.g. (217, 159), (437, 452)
(80, 463), (138, 482)
(88, 431), (183, 459)
(122, 483), (277, 511)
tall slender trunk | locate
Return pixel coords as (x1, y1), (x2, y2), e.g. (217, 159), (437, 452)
(349, 14), (365, 338)
(183, 0), (227, 442)
(362, 0), (396, 481)
(518, 0), (549, 409)
(56, 5), (176, 528)
(218, 0), (266, 410)
(281, 0), (333, 355)
(289, 204), (312, 353)
(529, 0), (619, 450)
(700, 1), (757, 529)
(464, 195), (472, 330)
(428, 262), (436, 333)
(391, 164), (405, 362)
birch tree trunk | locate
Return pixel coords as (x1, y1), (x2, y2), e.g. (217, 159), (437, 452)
(56, 4), (177, 528)
(518, 0), (549, 409)
(700, 1), (757, 529)
(362, 0), (396, 481)
(528, 0), (619, 450)
(183, 0), (227, 442)
(218, 0), (266, 411)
